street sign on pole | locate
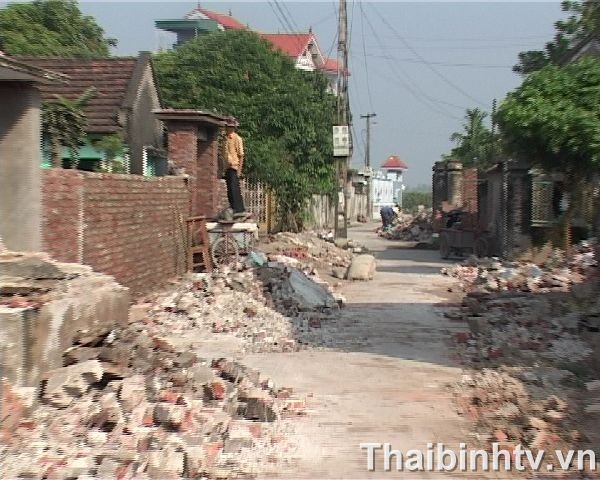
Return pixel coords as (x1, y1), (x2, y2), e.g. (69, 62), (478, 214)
(333, 125), (350, 157)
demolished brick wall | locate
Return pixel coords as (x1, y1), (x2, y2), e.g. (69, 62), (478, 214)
(42, 170), (190, 296)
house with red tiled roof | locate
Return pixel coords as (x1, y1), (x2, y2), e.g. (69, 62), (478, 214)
(258, 31), (340, 93)
(21, 52), (164, 175)
(188, 7), (247, 31)
(155, 8), (342, 93)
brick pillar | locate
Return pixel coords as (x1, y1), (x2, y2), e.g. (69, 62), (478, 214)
(447, 161), (464, 208)
(163, 121), (222, 217)
(432, 161), (447, 232)
(196, 128), (220, 217)
(507, 162), (531, 254)
(165, 122), (198, 215)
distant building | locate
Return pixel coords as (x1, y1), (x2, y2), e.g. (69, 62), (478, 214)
(259, 31), (340, 93)
(371, 155), (408, 217)
(155, 7), (246, 46)
(155, 7), (342, 94)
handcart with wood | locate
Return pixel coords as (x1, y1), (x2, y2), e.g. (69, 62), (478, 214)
(439, 209), (492, 259)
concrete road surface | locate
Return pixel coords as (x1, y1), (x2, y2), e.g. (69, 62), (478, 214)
(241, 224), (513, 479)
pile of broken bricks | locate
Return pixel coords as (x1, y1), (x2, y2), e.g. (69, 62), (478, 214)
(260, 231), (362, 271)
(442, 239), (598, 294)
(449, 240), (600, 468)
(0, 243), (359, 478)
(378, 209), (433, 242)
(1, 318), (306, 479)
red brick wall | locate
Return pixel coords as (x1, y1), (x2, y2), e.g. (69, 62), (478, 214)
(42, 169), (84, 264)
(42, 170), (190, 296)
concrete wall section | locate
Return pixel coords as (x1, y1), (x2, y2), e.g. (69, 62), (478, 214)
(0, 83), (42, 251)
(0, 253), (129, 388)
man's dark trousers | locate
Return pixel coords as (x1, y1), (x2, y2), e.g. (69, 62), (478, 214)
(225, 167), (245, 214)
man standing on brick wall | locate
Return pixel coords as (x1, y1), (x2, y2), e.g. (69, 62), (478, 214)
(224, 117), (246, 218)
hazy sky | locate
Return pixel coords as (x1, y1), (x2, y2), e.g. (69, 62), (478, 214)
(7, 1), (566, 186)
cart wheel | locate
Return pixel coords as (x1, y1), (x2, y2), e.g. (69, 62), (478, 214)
(440, 234), (450, 259)
(474, 237), (489, 258)
(211, 236), (239, 268)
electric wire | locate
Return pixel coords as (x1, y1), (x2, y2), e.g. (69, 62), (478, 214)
(359, 1), (375, 112)
(360, 7), (463, 121)
(371, 3), (489, 107)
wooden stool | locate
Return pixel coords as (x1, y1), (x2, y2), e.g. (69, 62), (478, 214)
(186, 215), (212, 272)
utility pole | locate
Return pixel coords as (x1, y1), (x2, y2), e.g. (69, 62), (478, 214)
(360, 112), (376, 220)
(334, 0), (351, 240)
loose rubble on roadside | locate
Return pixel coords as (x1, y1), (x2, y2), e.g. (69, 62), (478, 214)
(378, 208), (433, 242)
(445, 239), (600, 473)
(0, 231), (371, 479)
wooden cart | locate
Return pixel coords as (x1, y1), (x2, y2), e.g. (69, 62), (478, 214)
(439, 211), (491, 259)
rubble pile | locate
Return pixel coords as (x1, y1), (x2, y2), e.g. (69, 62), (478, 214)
(378, 209), (433, 242)
(260, 231), (361, 271)
(450, 240), (600, 462)
(443, 239), (598, 293)
(140, 261), (345, 353)
(0, 248), (353, 478)
(0, 323), (302, 479)
(457, 369), (578, 454)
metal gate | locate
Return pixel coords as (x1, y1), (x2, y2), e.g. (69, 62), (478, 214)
(530, 179), (555, 227)
(241, 179), (275, 233)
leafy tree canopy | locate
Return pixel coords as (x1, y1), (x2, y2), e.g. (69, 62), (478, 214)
(497, 58), (600, 176)
(43, 87), (96, 168)
(443, 108), (495, 167)
(154, 30), (336, 230)
(0, 0), (116, 57)
(402, 190), (432, 213)
(514, 0), (600, 74)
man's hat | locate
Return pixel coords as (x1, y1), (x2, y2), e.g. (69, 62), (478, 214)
(225, 116), (239, 127)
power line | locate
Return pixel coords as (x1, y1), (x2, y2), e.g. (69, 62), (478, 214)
(268, 1), (290, 34)
(365, 42), (546, 51)
(371, 3), (489, 107)
(360, 7), (463, 121)
(273, 0), (297, 34)
(279, 1), (302, 33)
(374, 34), (551, 42)
(364, 54), (513, 69)
(359, 1), (375, 112)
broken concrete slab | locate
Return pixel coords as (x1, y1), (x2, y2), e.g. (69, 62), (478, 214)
(0, 253), (67, 280)
(0, 254), (129, 388)
(287, 269), (337, 310)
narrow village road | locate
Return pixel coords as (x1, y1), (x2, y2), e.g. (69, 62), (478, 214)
(244, 223), (507, 479)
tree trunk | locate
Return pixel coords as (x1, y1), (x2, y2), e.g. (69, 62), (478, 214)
(51, 138), (62, 169)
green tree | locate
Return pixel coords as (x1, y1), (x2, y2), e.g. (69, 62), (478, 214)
(444, 108), (494, 167)
(0, 0), (116, 57)
(154, 30), (336, 231)
(42, 87), (96, 168)
(497, 58), (600, 177)
(514, 1), (600, 75)
(402, 190), (432, 213)
(93, 134), (127, 173)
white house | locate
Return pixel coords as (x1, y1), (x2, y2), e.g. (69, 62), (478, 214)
(371, 155), (408, 217)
